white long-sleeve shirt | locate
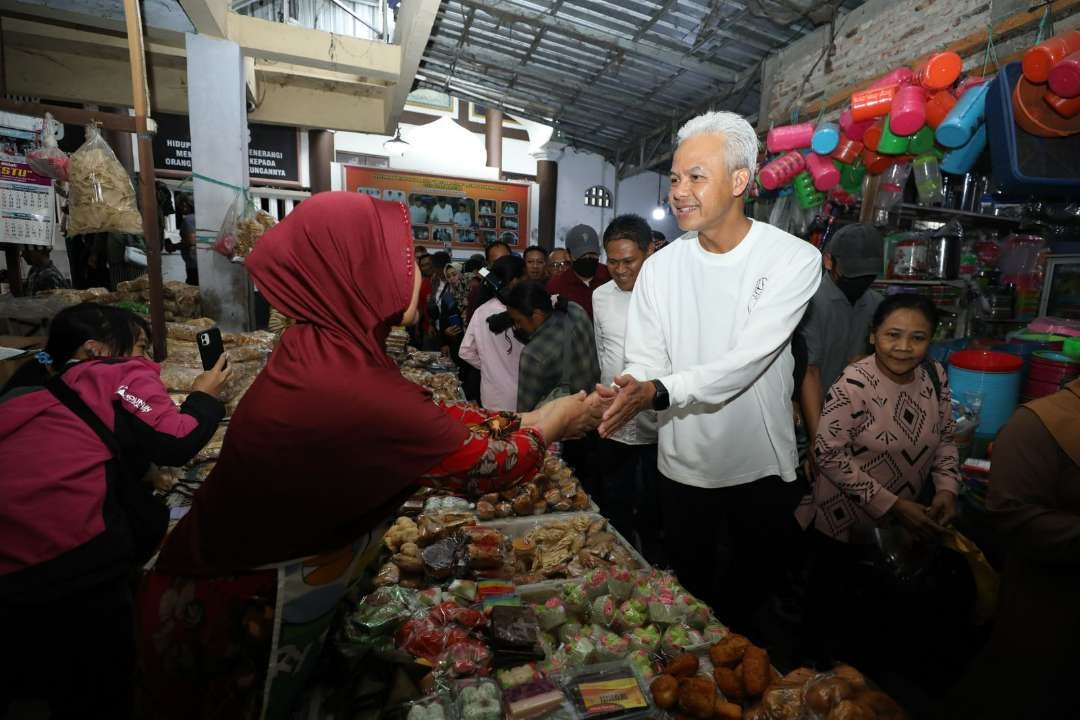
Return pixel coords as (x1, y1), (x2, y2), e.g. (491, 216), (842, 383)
(459, 297), (523, 412)
(622, 220), (821, 488)
(593, 280), (657, 446)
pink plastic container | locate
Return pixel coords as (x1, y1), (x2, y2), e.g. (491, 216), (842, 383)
(830, 134), (864, 164)
(1028, 316), (1080, 337)
(851, 85), (898, 122)
(766, 123), (815, 153)
(1048, 50), (1080, 99)
(890, 85), (928, 136)
(1045, 91), (1080, 119)
(758, 151), (806, 190)
(805, 152), (841, 191)
(871, 67), (914, 89)
(839, 109), (875, 142)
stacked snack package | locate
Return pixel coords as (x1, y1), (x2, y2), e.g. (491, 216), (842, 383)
(66, 124), (143, 236)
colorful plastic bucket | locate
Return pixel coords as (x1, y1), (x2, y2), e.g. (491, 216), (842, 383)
(1028, 350), (1080, 384)
(948, 350), (1024, 438)
(1065, 336), (1080, 358)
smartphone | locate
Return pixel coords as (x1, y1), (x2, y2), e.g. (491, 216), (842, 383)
(195, 328), (225, 371)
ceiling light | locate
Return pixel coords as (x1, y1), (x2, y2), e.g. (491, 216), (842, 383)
(383, 127), (409, 156)
(652, 205), (666, 221)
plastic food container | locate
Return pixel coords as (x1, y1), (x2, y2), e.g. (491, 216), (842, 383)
(913, 154), (945, 205)
(558, 660), (654, 720)
(926, 90), (958, 129)
(805, 152), (841, 191)
(758, 151), (805, 190)
(1013, 71), (1080, 137)
(936, 83), (990, 148)
(1022, 30), (1080, 84)
(948, 350), (1024, 438)
(888, 234), (928, 279)
(872, 67), (915, 89)
(862, 118), (885, 151)
(907, 125), (937, 155)
(914, 52), (963, 90)
(851, 85), (898, 122)
(877, 114), (911, 154)
(1048, 50), (1080, 98)
(860, 148), (894, 174)
(1045, 91), (1080, 119)
(811, 121), (841, 155)
(766, 122), (815, 153)
(941, 124), (987, 175)
(891, 85), (928, 136)
(793, 171), (825, 209)
(830, 134), (863, 164)
(839, 108), (874, 141)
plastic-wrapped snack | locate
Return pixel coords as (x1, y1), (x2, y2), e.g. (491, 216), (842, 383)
(590, 595), (617, 627)
(561, 583), (588, 615)
(430, 602), (486, 629)
(558, 622), (584, 645)
(594, 631), (631, 661)
(684, 600), (713, 630)
(458, 679), (503, 720)
(660, 625), (703, 656)
(535, 597), (568, 631)
(419, 588), (443, 607)
(608, 568), (634, 600)
(406, 699), (448, 720)
(537, 631), (558, 657)
(702, 624), (728, 644)
(490, 606), (541, 652)
(631, 576), (654, 602)
(347, 586), (421, 635)
(626, 649), (655, 681)
(437, 641), (492, 679)
(616, 599), (648, 630)
(422, 537), (460, 579)
(449, 579), (478, 602)
(503, 677), (566, 720)
(564, 636), (595, 667)
(648, 592), (688, 625)
(578, 624), (598, 639)
(562, 661), (652, 720)
(497, 664), (543, 690)
(582, 568), (609, 598)
(540, 647), (570, 676)
(625, 625), (661, 653)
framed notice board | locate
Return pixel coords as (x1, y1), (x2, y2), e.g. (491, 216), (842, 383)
(343, 165), (529, 251)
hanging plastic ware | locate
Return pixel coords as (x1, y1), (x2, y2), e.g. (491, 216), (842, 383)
(913, 52), (964, 90)
(811, 121), (841, 154)
(907, 125), (937, 155)
(67, 124), (143, 236)
(913, 154), (945, 205)
(1045, 90), (1080, 119)
(851, 85), (898, 122)
(805, 152), (841, 191)
(840, 161), (866, 194)
(941, 123), (987, 175)
(936, 83), (990, 148)
(766, 122), (815, 153)
(793, 171), (825, 209)
(831, 134), (864, 164)
(1022, 30), (1080, 84)
(890, 85), (928, 136)
(877, 114), (911, 154)
(955, 76), (989, 98)
(925, 90), (958, 129)
(1048, 50), (1080, 98)
(871, 67), (915, 89)
(26, 113), (69, 181)
(860, 147), (894, 174)
(758, 151), (806, 190)
(862, 118), (886, 151)
(839, 109), (874, 141)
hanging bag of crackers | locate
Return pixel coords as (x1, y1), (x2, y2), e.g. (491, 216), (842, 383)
(213, 189), (276, 259)
(66, 123), (144, 236)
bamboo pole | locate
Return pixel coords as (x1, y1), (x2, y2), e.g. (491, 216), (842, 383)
(122, 0), (168, 361)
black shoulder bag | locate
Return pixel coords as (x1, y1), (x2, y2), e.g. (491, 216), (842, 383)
(47, 378), (169, 565)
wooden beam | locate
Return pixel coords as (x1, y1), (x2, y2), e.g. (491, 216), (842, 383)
(226, 12), (400, 82)
(800, 0), (1080, 118)
(0, 98), (138, 132)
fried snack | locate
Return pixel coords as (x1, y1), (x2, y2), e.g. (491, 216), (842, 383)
(476, 501), (496, 520)
(782, 668), (817, 686)
(804, 677), (855, 715)
(664, 652), (700, 678)
(832, 665), (868, 690)
(392, 553), (424, 574)
(713, 699), (742, 720)
(828, 700), (874, 720)
(852, 690), (907, 720)
(743, 705), (768, 720)
(677, 675), (716, 719)
(762, 683), (805, 720)
(650, 674), (678, 710)
(741, 645), (770, 699)
(712, 666), (744, 703)
(709, 635), (750, 668)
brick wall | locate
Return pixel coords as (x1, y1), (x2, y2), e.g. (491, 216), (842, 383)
(758, 0), (1080, 129)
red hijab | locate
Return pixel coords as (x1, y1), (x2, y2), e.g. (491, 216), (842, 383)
(157, 193), (468, 575)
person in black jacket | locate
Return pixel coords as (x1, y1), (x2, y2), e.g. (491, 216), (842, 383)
(0, 303), (229, 719)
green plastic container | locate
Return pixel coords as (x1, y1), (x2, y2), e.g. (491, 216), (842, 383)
(1065, 336), (1080, 358)
(877, 114), (912, 155)
(908, 125), (937, 155)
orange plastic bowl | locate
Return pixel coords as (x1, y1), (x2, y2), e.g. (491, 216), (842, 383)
(1012, 74), (1080, 137)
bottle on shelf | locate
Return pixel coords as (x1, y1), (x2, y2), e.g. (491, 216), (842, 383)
(913, 154), (945, 205)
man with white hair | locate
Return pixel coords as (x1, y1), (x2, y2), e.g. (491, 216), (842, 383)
(597, 111), (821, 638)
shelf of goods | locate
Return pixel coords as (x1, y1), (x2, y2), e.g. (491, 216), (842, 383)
(895, 203), (1024, 226)
(345, 464), (912, 719)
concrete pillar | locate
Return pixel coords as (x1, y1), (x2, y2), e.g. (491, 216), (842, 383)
(532, 142), (564, 251)
(308, 130), (334, 194)
(485, 108), (503, 172)
(186, 33), (251, 331)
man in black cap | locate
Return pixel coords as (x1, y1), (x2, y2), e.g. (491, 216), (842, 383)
(798, 223), (885, 443)
(546, 224), (610, 320)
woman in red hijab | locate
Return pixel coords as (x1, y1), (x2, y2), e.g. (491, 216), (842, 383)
(140, 193), (593, 718)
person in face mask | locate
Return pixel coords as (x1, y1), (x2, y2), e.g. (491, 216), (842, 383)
(797, 223), (885, 443)
(545, 224), (611, 320)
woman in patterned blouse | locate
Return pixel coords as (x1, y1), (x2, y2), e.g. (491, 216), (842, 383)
(796, 293), (963, 695)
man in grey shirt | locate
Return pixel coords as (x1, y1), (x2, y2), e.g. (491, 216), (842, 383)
(798, 224), (884, 442)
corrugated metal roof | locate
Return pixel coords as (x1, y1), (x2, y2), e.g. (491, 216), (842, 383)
(418, 0), (863, 168)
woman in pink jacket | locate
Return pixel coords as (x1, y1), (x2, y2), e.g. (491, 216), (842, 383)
(0, 303), (229, 718)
